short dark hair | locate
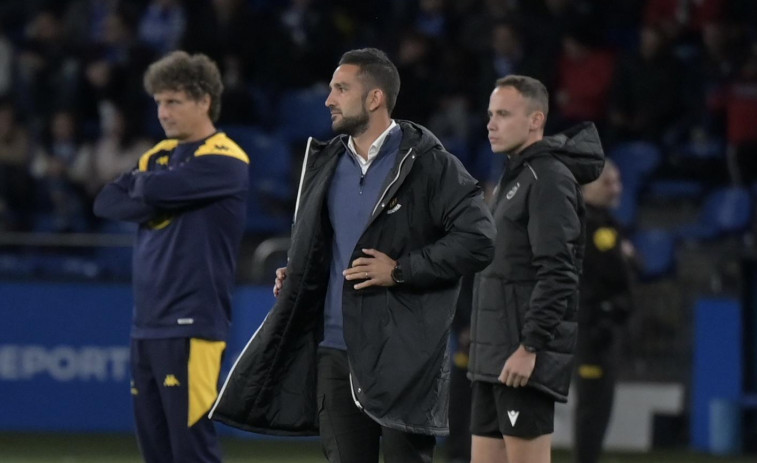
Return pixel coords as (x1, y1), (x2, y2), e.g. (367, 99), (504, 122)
(143, 51), (223, 122)
(339, 48), (401, 115)
(495, 75), (549, 118)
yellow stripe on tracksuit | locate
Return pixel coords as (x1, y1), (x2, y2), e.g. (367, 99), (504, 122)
(194, 133), (250, 164)
(578, 364), (604, 379)
(188, 338), (226, 427)
(138, 139), (179, 172)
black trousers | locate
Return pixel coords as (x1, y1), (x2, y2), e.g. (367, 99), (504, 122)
(317, 348), (436, 463)
(446, 360), (471, 461)
(573, 329), (618, 463)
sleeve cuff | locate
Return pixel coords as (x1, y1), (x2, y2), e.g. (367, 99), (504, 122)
(398, 255), (413, 285)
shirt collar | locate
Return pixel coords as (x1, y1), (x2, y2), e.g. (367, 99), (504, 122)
(347, 120), (397, 165)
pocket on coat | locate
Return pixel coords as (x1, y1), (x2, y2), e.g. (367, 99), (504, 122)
(546, 320), (578, 353)
(502, 282), (524, 349)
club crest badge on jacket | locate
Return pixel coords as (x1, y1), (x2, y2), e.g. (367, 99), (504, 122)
(386, 197), (402, 214)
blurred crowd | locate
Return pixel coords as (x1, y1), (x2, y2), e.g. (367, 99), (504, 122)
(1, 0), (756, 235)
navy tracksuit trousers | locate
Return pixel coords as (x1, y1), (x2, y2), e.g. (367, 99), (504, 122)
(130, 338), (223, 463)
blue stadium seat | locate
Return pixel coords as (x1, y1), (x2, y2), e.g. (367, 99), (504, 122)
(276, 85), (332, 142)
(440, 136), (471, 168)
(221, 125), (294, 235)
(475, 140), (501, 185)
(678, 135), (725, 160)
(223, 125), (294, 202)
(646, 179), (706, 200)
(632, 228), (677, 280)
(0, 254), (38, 278)
(676, 186), (753, 241)
(609, 141), (662, 228)
(33, 254), (103, 280)
(610, 141), (662, 182)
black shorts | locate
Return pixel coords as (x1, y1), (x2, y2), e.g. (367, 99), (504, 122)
(470, 381), (555, 438)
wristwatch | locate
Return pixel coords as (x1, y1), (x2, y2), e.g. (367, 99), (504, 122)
(522, 344), (538, 354)
(391, 263), (405, 284)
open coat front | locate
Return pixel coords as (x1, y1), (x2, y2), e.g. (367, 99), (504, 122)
(210, 121), (495, 436)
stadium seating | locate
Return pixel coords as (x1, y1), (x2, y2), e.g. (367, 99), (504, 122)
(645, 179), (706, 200)
(632, 228), (677, 280)
(275, 85), (332, 142)
(609, 141), (662, 229)
(676, 186), (753, 241)
(222, 125), (293, 234)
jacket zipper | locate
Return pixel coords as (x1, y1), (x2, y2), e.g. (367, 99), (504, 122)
(371, 148), (414, 216)
(349, 147), (414, 411)
(348, 373), (363, 410)
(208, 312), (270, 419)
(293, 137), (314, 224)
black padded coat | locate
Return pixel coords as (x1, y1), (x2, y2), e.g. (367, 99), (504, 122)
(468, 122), (604, 402)
(211, 120), (496, 435)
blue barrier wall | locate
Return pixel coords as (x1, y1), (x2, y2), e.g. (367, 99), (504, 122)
(0, 282), (273, 432)
(690, 298), (742, 450)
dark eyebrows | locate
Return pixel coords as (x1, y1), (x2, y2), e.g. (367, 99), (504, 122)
(487, 109), (510, 117)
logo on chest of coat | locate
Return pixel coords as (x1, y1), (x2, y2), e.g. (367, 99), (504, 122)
(506, 182), (521, 200)
(386, 196), (402, 214)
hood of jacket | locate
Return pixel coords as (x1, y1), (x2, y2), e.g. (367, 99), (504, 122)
(510, 121), (604, 185)
(396, 119), (445, 155)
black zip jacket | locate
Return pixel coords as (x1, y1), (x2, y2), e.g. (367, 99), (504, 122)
(210, 120), (495, 435)
(468, 122), (604, 402)
(578, 204), (633, 350)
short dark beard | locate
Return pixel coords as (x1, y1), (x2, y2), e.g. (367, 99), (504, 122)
(333, 107), (369, 137)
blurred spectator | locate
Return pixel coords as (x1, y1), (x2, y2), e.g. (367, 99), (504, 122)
(216, 54), (259, 126)
(662, 20), (747, 184)
(0, 98), (34, 230)
(607, 25), (684, 144)
(392, 30), (437, 124)
(137, 0), (186, 55)
(520, 0), (596, 89)
(269, 0), (341, 88)
(553, 30), (616, 131)
(16, 7), (78, 126)
(190, 0), (262, 83)
(428, 45), (479, 150)
(76, 101), (154, 197)
(590, 0), (644, 51)
(76, 9), (155, 137)
(574, 159), (635, 463)
(415, 0), (448, 39)
(643, 0), (689, 40)
(643, 0), (727, 42)
(0, 28), (13, 96)
(689, 21), (744, 133)
(726, 48), (757, 185)
(475, 21), (548, 109)
(486, 21), (525, 84)
(30, 110), (90, 232)
(62, 0), (123, 48)
(450, 0), (516, 56)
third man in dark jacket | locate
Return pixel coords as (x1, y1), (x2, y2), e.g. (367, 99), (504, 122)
(468, 75), (604, 463)
(574, 159), (634, 463)
(210, 48), (496, 463)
